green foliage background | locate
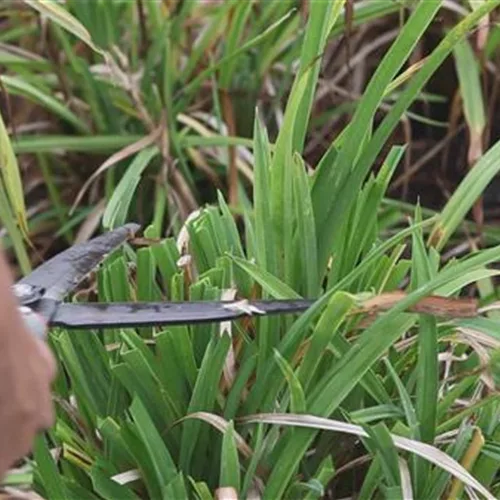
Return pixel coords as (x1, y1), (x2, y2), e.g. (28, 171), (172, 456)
(2, 1), (500, 498)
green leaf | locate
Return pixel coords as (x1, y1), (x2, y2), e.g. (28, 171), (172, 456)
(293, 1), (343, 151)
(264, 240), (500, 498)
(298, 291), (354, 391)
(219, 2), (253, 89)
(273, 349), (306, 414)
(434, 268), (500, 296)
(191, 480), (213, 500)
(316, 0), (441, 273)
(98, 417), (135, 467)
(253, 112), (277, 274)
(91, 466), (140, 500)
(12, 135), (144, 154)
(383, 360), (419, 438)
(303, 456), (335, 500)
(179, 333), (231, 472)
(328, 1), (400, 38)
(113, 346), (179, 437)
(220, 421), (241, 491)
(429, 138), (500, 249)
(363, 423), (401, 492)
(56, 331), (112, 423)
(245, 219), (433, 413)
(150, 238), (180, 293)
(358, 457), (383, 500)
(244, 413), (494, 500)
(163, 472), (188, 499)
(453, 38), (485, 135)
(0, 177), (30, 274)
(179, 9), (295, 102)
(136, 246), (161, 337)
(129, 396), (177, 488)
(241, 423), (265, 499)
(231, 255), (301, 299)
(291, 153), (319, 296)
(23, 0), (106, 56)
(103, 147), (158, 229)
(411, 207), (438, 446)
(0, 75), (90, 134)
(180, 2), (232, 83)
(34, 435), (68, 500)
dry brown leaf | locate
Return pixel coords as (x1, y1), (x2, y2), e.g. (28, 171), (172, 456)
(398, 457), (414, 500)
(177, 412), (253, 459)
(74, 199), (106, 244)
(220, 288), (238, 393)
(354, 291), (478, 318)
(215, 487), (238, 500)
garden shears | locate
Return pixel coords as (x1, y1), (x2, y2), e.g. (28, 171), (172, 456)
(13, 224), (314, 339)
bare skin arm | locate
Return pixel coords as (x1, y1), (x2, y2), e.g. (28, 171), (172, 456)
(0, 251), (56, 477)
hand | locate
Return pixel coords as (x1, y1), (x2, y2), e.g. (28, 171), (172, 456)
(0, 253), (57, 477)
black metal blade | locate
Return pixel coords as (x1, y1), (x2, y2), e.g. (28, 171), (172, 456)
(17, 224), (139, 303)
(50, 299), (316, 329)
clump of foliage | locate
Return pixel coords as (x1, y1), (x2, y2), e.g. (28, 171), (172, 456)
(2, 1), (500, 499)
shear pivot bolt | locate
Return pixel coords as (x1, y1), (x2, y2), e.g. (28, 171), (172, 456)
(12, 284), (44, 304)
(13, 284), (35, 298)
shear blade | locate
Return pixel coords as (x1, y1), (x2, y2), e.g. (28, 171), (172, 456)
(17, 224), (139, 303)
(50, 300), (315, 329)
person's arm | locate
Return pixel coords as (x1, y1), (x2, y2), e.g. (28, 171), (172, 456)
(0, 251), (56, 477)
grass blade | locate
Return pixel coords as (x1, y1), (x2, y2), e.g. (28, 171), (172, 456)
(453, 37), (485, 163)
(220, 421), (241, 491)
(0, 110), (27, 235)
(22, 0), (106, 56)
(241, 413), (495, 500)
(129, 396), (177, 489)
(1, 75), (90, 134)
(33, 435), (67, 500)
(102, 147), (158, 229)
(429, 138), (500, 249)
(316, 0), (441, 273)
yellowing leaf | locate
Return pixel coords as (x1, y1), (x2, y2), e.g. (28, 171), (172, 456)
(22, 0), (104, 56)
(0, 110), (28, 237)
